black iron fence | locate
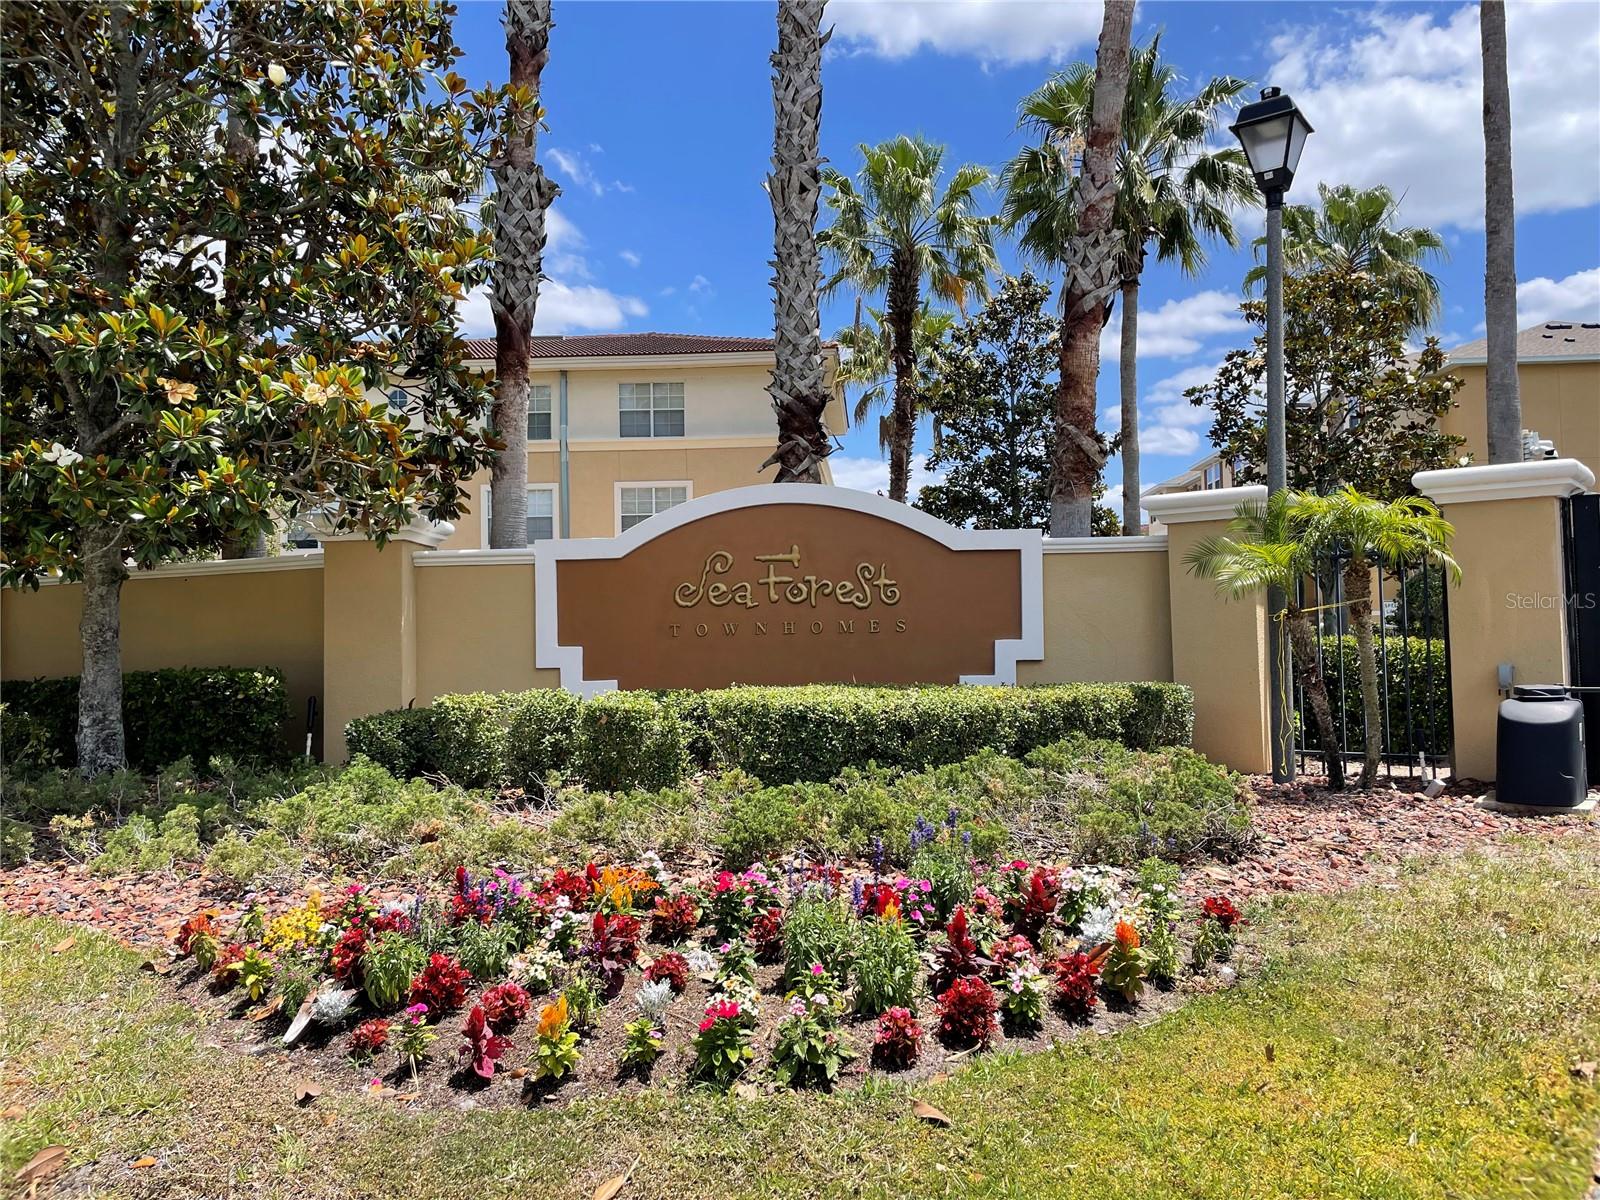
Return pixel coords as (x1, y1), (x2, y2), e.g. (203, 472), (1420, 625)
(1292, 554), (1453, 781)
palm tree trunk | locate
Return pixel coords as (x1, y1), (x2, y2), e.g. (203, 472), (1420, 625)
(1118, 276), (1141, 534)
(490, 0), (558, 547)
(76, 526), (127, 775)
(1051, 0), (1133, 536)
(1481, 0), (1521, 463)
(765, 0), (832, 485)
(1344, 557), (1383, 788)
(1286, 604), (1345, 789)
(884, 254), (920, 503)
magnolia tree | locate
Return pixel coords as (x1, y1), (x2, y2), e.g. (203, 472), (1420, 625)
(0, 1), (507, 773)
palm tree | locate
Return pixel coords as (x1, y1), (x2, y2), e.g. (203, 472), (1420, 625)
(1293, 488), (1459, 789)
(819, 135), (999, 502)
(834, 303), (956, 460)
(1004, 36), (1257, 536)
(1481, 0), (1522, 463)
(489, 0), (559, 547)
(764, 0), (832, 484)
(1185, 492), (1347, 789)
(1243, 182), (1447, 331)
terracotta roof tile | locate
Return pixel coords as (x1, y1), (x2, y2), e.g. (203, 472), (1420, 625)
(460, 332), (775, 360)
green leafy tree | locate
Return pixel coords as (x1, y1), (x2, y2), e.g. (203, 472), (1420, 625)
(1003, 36), (1256, 535)
(1189, 269), (1466, 501)
(916, 275), (1058, 530)
(834, 303), (956, 456)
(1243, 182), (1447, 331)
(819, 135), (999, 502)
(1293, 489), (1458, 788)
(0, 1), (502, 773)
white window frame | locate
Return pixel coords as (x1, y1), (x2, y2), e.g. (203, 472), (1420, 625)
(618, 381), (686, 438)
(615, 480), (693, 535)
(1202, 462), (1223, 490)
(526, 384), (554, 441)
(480, 483), (561, 546)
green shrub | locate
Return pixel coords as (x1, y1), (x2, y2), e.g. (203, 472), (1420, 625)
(1313, 635), (1451, 758)
(549, 773), (742, 862)
(1027, 736), (1251, 865)
(717, 781), (837, 869)
(344, 707), (438, 781)
(572, 690), (688, 791)
(4, 667), (289, 771)
(0, 702), (58, 774)
(0, 815), (35, 866)
(502, 689), (583, 790)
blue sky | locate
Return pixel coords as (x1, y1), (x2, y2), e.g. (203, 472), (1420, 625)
(448, 0), (1600, 512)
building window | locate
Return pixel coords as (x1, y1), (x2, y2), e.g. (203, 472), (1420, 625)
(1203, 462), (1223, 490)
(527, 385), (553, 441)
(386, 386), (408, 410)
(482, 485), (558, 544)
(619, 382), (685, 438)
(618, 483), (689, 532)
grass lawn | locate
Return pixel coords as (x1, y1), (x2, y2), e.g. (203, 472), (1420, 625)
(3, 834), (1598, 1199)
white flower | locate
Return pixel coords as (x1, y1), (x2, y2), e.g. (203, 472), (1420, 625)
(1079, 903), (1119, 945)
(309, 986), (355, 1026)
(41, 442), (83, 468)
(266, 63), (287, 86)
(685, 948), (716, 975)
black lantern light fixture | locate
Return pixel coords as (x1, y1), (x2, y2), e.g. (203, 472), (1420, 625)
(1229, 86), (1313, 206)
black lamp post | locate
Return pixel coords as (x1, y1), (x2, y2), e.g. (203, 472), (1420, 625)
(1231, 86), (1312, 785)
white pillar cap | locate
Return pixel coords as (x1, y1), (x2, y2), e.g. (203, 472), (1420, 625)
(1413, 459), (1594, 504)
(1142, 484), (1267, 525)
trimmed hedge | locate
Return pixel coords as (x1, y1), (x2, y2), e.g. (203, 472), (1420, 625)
(1310, 635), (1451, 758)
(345, 682), (1193, 791)
(2, 667), (289, 772)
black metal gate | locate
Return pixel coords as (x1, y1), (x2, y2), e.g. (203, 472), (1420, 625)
(1562, 493), (1600, 781)
(1292, 554), (1454, 782)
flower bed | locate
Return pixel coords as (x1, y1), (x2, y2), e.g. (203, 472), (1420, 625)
(162, 836), (1248, 1106)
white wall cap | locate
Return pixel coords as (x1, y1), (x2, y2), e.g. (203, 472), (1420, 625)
(1042, 535), (1168, 554)
(1413, 459), (1595, 504)
(1141, 485), (1267, 525)
(316, 517), (456, 548)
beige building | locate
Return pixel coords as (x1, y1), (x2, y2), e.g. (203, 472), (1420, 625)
(1143, 319), (1600, 521)
(376, 332), (848, 549)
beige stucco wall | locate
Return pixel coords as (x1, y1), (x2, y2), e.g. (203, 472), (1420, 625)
(1161, 519), (1272, 773)
(1019, 548), (1173, 684)
(0, 562), (324, 757)
(1443, 361), (1600, 473)
(321, 540), (420, 762)
(1435, 494), (1570, 781)
(414, 561), (560, 700)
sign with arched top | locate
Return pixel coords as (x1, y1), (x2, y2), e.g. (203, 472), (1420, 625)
(534, 484), (1043, 695)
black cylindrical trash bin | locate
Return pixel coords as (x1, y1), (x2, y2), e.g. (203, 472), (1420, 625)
(1496, 684), (1587, 807)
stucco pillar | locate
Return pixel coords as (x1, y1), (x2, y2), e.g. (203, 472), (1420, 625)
(318, 520), (453, 761)
(1413, 459), (1594, 782)
(1144, 486), (1272, 774)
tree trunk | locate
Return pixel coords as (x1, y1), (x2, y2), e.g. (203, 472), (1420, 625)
(1118, 276), (1141, 534)
(1286, 603), (1345, 789)
(884, 252), (919, 503)
(76, 526), (128, 776)
(1481, 0), (1521, 463)
(1050, 0), (1133, 536)
(764, 0), (832, 484)
(490, 0), (558, 546)
(1345, 557), (1383, 788)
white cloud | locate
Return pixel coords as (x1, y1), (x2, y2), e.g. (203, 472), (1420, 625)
(689, 273), (714, 296)
(828, 453), (943, 501)
(1127, 360), (1230, 465)
(829, 0), (1101, 66)
(1101, 290), (1245, 362)
(457, 207), (645, 337)
(1265, 2), (1600, 228)
(618, 249), (642, 268)
(1517, 267), (1600, 328)
(548, 146), (629, 198)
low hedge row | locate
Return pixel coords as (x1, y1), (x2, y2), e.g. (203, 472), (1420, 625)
(2, 667), (289, 772)
(345, 682), (1194, 792)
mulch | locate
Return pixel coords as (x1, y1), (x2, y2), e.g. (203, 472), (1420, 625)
(1181, 775), (1598, 904)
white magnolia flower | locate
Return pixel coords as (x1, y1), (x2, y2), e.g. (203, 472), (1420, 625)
(266, 63), (287, 86)
(41, 442), (83, 468)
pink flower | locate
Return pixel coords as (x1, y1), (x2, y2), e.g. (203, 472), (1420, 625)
(809, 962), (824, 977)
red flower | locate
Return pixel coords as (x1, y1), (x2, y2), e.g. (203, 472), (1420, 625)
(749, 907), (784, 961)
(1053, 951), (1102, 1019)
(1202, 895), (1243, 932)
(349, 1017), (390, 1057)
(871, 1006), (923, 1069)
(173, 912), (217, 956)
(480, 982), (531, 1028)
(330, 924), (368, 982)
(459, 1004), (512, 1079)
(650, 894), (700, 942)
(644, 952), (690, 993)
(936, 976), (998, 1048)
(699, 998), (742, 1031)
(409, 952), (472, 1013)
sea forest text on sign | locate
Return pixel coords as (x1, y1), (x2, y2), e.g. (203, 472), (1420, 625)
(673, 545), (901, 611)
